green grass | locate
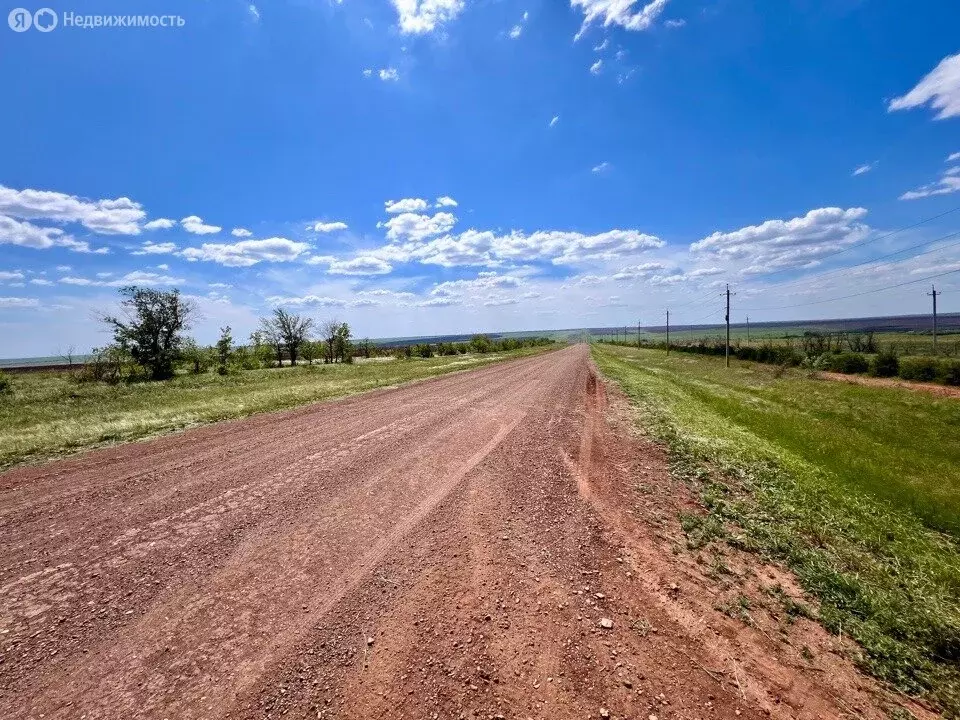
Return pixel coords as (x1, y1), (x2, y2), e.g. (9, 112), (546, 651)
(592, 343), (960, 715)
(0, 347), (553, 470)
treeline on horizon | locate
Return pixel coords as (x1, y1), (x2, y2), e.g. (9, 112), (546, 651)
(0, 286), (555, 391)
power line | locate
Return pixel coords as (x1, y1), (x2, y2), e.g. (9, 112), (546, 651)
(754, 204), (960, 281)
(741, 267), (960, 312)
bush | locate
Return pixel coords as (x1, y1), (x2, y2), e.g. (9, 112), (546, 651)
(828, 352), (869, 375)
(943, 360), (960, 386)
(870, 348), (899, 378)
(898, 357), (939, 383)
(0, 371), (11, 395)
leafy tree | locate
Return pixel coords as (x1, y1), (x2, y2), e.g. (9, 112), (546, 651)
(216, 326), (233, 375)
(102, 286), (194, 380)
(301, 339), (319, 365)
(181, 338), (212, 374)
(257, 318), (285, 367)
(261, 308), (313, 366)
(334, 322), (352, 363)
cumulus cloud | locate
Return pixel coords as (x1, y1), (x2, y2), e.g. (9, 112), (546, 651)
(435, 196), (458, 208)
(181, 215), (222, 235)
(0, 271), (25, 281)
(571, 0), (669, 40)
(306, 255), (393, 275)
(373, 227), (664, 268)
(379, 68), (400, 82)
(144, 218), (176, 230)
(231, 227), (253, 238)
(181, 237), (310, 267)
(691, 207), (870, 276)
(59, 271), (185, 288)
(0, 185), (145, 235)
(308, 221), (349, 233)
(889, 53), (960, 120)
(0, 215), (107, 254)
(385, 198), (429, 214)
(382, 211), (457, 242)
(949, 152), (960, 163)
(390, 0), (464, 34)
(132, 241), (178, 256)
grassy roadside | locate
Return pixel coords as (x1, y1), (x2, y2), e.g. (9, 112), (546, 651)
(592, 344), (960, 716)
(0, 346), (554, 470)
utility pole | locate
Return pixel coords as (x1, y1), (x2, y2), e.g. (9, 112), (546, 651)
(666, 309), (670, 355)
(746, 316), (750, 342)
(637, 319), (641, 348)
(929, 284), (941, 353)
(725, 284), (731, 368)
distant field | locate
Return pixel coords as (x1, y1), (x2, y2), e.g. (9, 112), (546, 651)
(0, 346), (554, 470)
(593, 344), (960, 713)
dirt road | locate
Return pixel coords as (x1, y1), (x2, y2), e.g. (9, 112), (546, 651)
(0, 346), (925, 719)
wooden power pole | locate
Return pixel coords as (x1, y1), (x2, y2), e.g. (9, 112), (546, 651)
(746, 315), (750, 342)
(666, 309), (670, 356)
(637, 319), (641, 348)
(929, 284), (941, 352)
(725, 284), (731, 368)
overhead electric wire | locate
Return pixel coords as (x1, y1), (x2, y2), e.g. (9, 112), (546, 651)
(740, 267), (960, 312)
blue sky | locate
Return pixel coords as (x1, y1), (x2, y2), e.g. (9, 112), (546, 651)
(1, 0), (959, 356)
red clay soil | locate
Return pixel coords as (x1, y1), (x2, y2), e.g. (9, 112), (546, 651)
(817, 370), (960, 399)
(0, 345), (933, 720)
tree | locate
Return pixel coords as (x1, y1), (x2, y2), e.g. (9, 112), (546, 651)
(334, 322), (352, 363)
(257, 318), (285, 367)
(216, 326), (233, 375)
(102, 286), (194, 380)
(261, 308), (313, 366)
(320, 318), (341, 364)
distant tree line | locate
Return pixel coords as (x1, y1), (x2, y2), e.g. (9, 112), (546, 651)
(61, 286), (553, 385)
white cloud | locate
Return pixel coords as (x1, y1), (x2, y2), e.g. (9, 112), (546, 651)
(60, 271), (185, 288)
(383, 211), (457, 242)
(590, 59), (603, 75)
(181, 237), (310, 267)
(509, 24), (522, 38)
(309, 220), (349, 232)
(686, 267), (724, 278)
(144, 218), (176, 230)
(852, 162), (876, 176)
(888, 53), (960, 120)
(664, 18), (685, 28)
(391, 0), (464, 34)
(691, 207), (870, 275)
(248, 4), (260, 21)
(899, 169), (960, 200)
(56, 265), (71, 272)
(307, 255), (393, 276)
(571, 0), (669, 40)
(132, 241), (178, 256)
(181, 215), (222, 235)
(379, 67), (400, 82)
(374, 227), (664, 267)
(0, 185), (145, 235)
(0, 215), (69, 249)
(592, 161), (611, 174)
(948, 152), (960, 163)
(231, 227), (253, 238)
(30, 278), (53, 286)
(549, 115), (560, 128)
(0, 297), (40, 309)
(385, 197), (429, 214)
(435, 196), (458, 208)
(362, 69), (374, 78)
(483, 297), (518, 306)
(0, 271), (24, 281)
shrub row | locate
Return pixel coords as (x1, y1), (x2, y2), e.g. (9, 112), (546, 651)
(632, 340), (960, 386)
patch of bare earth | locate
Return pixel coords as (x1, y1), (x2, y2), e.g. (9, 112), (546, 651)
(0, 346), (930, 719)
(816, 371), (960, 399)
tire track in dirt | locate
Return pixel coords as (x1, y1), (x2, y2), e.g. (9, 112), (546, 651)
(0, 345), (925, 720)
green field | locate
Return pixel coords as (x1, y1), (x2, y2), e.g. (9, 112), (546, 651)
(0, 347), (552, 470)
(592, 344), (960, 714)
